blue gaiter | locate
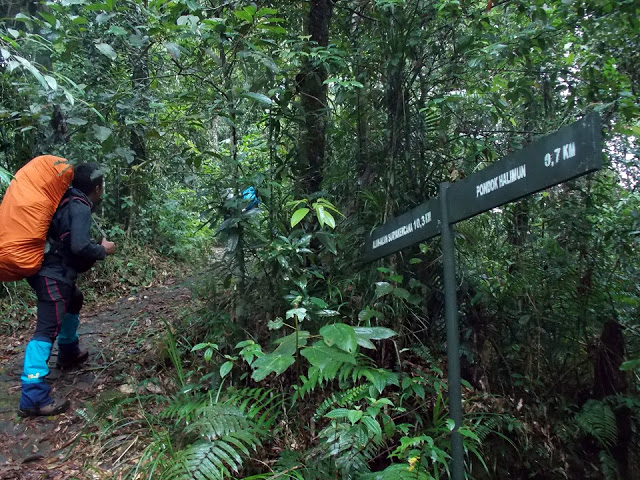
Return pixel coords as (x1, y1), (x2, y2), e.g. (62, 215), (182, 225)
(20, 339), (53, 409)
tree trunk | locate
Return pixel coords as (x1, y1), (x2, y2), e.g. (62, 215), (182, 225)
(297, 0), (332, 195)
(125, 9), (151, 233)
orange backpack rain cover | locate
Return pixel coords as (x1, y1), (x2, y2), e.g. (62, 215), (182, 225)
(0, 156), (73, 282)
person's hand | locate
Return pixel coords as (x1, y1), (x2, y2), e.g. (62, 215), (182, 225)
(101, 237), (116, 255)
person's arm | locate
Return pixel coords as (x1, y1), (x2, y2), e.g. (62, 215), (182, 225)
(68, 200), (107, 260)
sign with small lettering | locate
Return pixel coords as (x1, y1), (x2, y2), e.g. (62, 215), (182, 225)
(364, 199), (440, 262)
(364, 114), (601, 262)
(448, 113), (602, 223)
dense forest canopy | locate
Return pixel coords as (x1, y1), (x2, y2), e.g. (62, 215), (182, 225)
(1, 0), (639, 478)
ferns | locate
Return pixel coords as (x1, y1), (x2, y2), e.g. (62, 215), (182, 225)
(158, 388), (282, 480)
(164, 433), (258, 480)
(187, 404), (255, 439)
(160, 393), (210, 424)
(314, 384), (371, 420)
(575, 400), (618, 448)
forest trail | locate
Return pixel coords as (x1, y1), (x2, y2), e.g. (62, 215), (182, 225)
(0, 278), (194, 479)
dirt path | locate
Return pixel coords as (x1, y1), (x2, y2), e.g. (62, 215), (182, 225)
(0, 278), (195, 479)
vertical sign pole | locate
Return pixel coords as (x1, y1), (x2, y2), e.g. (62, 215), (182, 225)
(439, 182), (464, 480)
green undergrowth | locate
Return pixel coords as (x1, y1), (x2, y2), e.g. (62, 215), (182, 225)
(0, 236), (208, 336)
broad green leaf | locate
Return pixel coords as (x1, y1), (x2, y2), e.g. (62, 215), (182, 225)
(67, 117), (88, 126)
(301, 344), (356, 370)
(220, 361), (233, 378)
(353, 327), (396, 340)
(44, 75), (57, 91)
(192, 342), (218, 351)
(14, 56), (48, 90)
(320, 323), (357, 353)
(392, 288), (410, 300)
(234, 9), (253, 23)
(325, 408), (350, 419)
(7, 29), (19, 39)
(348, 409), (364, 424)
(309, 297), (328, 309)
(93, 125), (112, 143)
(316, 231), (337, 254)
(177, 15), (199, 27)
(361, 416), (382, 437)
(260, 24), (287, 35)
(242, 91), (274, 106)
(267, 317), (284, 330)
(273, 330), (309, 355)
(95, 43), (116, 60)
(316, 205), (335, 229)
(354, 327), (396, 349)
(251, 352), (295, 381)
(257, 7), (278, 15)
(115, 147), (135, 164)
(204, 347), (214, 362)
(96, 12), (115, 23)
(356, 337), (375, 350)
(291, 208), (309, 227)
(63, 88), (75, 106)
(620, 358), (640, 371)
(358, 308), (384, 323)
(286, 307), (308, 322)
(39, 12), (58, 27)
(107, 25), (127, 36)
(375, 282), (393, 298)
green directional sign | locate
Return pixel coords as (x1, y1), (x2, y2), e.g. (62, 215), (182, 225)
(448, 113), (602, 223)
(362, 113), (603, 480)
(364, 199), (440, 262)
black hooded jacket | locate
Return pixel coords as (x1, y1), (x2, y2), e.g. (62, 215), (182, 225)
(37, 187), (106, 285)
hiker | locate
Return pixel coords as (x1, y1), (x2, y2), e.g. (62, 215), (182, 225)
(18, 163), (116, 417)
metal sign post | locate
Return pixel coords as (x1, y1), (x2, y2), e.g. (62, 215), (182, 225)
(363, 114), (602, 480)
(439, 182), (463, 480)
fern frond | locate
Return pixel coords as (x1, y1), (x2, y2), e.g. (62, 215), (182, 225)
(189, 404), (254, 439)
(336, 355), (379, 387)
(160, 393), (209, 424)
(225, 387), (284, 430)
(163, 403), (262, 480)
(409, 346), (435, 365)
(599, 450), (619, 480)
(164, 436), (252, 480)
(575, 400), (618, 448)
(318, 422), (376, 477)
(294, 367), (322, 400)
(314, 384), (370, 420)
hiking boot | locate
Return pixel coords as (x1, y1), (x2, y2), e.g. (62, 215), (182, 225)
(56, 348), (89, 370)
(18, 397), (70, 418)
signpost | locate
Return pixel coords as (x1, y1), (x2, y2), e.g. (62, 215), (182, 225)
(364, 114), (602, 480)
(365, 199), (441, 262)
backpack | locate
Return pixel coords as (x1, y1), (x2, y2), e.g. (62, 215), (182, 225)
(242, 186), (259, 212)
(0, 155), (74, 282)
